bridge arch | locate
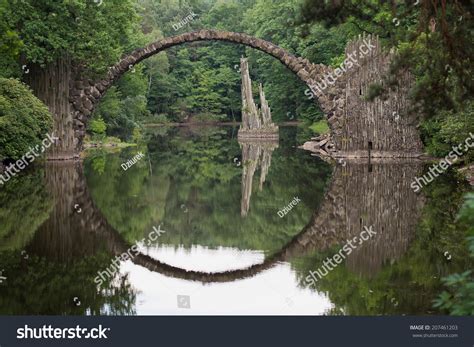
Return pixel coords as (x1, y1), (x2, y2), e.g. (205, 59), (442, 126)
(68, 30), (422, 159)
(70, 29), (337, 152)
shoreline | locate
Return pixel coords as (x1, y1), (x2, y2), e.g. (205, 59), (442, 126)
(83, 142), (136, 149)
(144, 121), (302, 127)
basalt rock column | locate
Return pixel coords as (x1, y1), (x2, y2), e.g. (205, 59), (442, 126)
(240, 58), (260, 131)
(302, 34), (423, 158)
(23, 57), (77, 159)
(238, 58), (278, 139)
(259, 84), (272, 127)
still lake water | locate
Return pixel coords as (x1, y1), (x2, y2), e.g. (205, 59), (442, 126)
(0, 126), (471, 315)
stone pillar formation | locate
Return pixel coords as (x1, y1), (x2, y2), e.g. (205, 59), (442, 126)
(238, 58), (279, 139)
(301, 34), (424, 158)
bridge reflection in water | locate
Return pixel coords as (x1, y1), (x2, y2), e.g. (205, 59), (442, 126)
(30, 158), (424, 285)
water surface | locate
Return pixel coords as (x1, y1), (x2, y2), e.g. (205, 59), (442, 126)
(0, 126), (470, 315)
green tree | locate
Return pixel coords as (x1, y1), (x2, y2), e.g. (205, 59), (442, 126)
(0, 0), (23, 78)
(2, 1), (149, 142)
(7, 0), (139, 76)
(88, 116), (107, 140)
(0, 78), (52, 160)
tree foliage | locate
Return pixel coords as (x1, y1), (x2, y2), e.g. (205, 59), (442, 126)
(0, 78), (52, 160)
(137, 0), (335, 124)
(88, 116), (107, 140)
(5, 0), (139, 76)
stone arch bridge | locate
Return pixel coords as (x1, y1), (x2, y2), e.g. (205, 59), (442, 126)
(26, 29), (423, 159)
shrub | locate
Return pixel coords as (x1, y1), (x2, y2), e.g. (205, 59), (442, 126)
(154, 114), (170, 124)
(104, 137), (122, 144)
(0, 78), (52, 161)
(309, 120), (330, 135)
(422, 101), (474, 163)
(132, 127), (142, 143)
(88, 116), (107, 140)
